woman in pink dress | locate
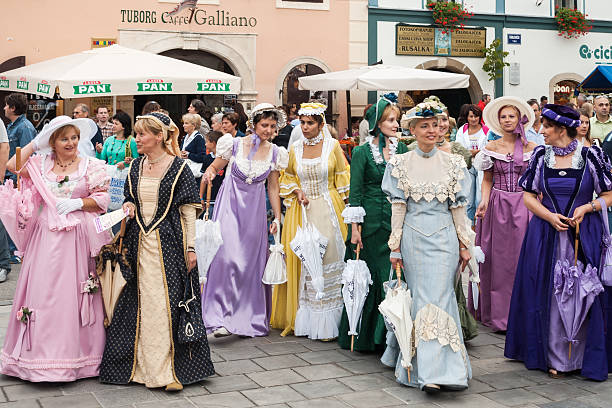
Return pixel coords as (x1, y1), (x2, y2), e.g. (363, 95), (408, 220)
(0, 116), (111, 382)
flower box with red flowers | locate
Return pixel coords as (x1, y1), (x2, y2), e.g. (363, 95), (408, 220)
(555, 7), (592, 39)
(426, 1), (473, 34)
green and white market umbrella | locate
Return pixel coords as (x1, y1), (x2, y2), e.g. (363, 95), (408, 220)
(0, 44), (241, 98)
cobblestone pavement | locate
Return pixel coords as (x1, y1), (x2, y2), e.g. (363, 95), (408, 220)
(0, 265), (611, 407)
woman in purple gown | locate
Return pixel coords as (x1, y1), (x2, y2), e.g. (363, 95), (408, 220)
(470, 97), (537, 332)
(201, 104), (288, 338)
(505, 104), (612, 380)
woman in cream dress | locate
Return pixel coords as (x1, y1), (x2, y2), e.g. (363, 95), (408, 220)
(271, 102), (350, 339)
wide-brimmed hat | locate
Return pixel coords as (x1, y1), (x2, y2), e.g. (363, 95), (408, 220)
(35, 116), (98, 156)
(248, 103), (287, 129)
(483, 96), (535, 138)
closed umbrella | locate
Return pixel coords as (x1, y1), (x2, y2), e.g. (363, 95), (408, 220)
(379, 264), (413, 382)
(554, 222), (604, 358)
(0, 179), (35, 253)
(290, 204), (328, 299)
(195, 183), (223, 286)
(96, 219), (128, 327)
(342, 227), (373, 351)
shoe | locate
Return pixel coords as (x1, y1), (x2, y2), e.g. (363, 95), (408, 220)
(165, 381), (183, 391)
(548, 369), (565, 379)
(213, 327), (231, 337)
(422, 384), (441, 394)
(0, 269), (7, 283)
(9, 255), (21, 264)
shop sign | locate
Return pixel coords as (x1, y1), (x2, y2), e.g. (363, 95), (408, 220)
(0, 78), (8, 88)
(579, 44), (612, 64)
(554, 80), (578, 105)
(197, 81), (230, 92)
(119, 9), (257, 27)
(137, 79), (173, 92)
(73, 82), (112, 95)
(16, 80), (29, 90)
(37, 81), (51, 94)
(91, 38), (116, 49)
(395, 24), (486, 58)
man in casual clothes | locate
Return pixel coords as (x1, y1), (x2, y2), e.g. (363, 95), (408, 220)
(526, 99), (545, 145)
(96, 106), (114, 141)
(0, 120), (10, 281)
(590, 95), (612, 142)
(540, 96), (548, 109)
(477, 94), (491, 111)
(73, 103), (104, 152)
(3, 93), (36, 265)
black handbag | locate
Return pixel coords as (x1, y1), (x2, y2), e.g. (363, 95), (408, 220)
(177, 274), (207, 344)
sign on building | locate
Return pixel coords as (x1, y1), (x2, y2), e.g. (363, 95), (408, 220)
(395, 24), (486, 58)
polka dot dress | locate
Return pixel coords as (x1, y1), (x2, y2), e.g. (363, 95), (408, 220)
(100, 157), (215, 385)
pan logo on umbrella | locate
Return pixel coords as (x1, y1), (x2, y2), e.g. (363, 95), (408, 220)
(0, 77), (8, 88)
(73, 81), (112, 95)
(37, 81), (51, 94)
(137, 79), (173, 92)
(197, 79), (230, 92)
(17, 77), (29, 91)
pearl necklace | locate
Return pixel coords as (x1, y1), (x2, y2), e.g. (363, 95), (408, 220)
(55, 156), (77, 170)
(304, 132), (323, 146)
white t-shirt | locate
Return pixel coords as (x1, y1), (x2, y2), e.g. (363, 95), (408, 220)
(0, 120), (7, 143)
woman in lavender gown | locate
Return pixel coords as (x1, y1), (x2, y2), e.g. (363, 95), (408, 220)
(469, 97), (537, 332)
(201, 104), (288, 338)
(505, 104), (612, 380)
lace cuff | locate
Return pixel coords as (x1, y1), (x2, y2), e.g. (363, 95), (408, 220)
(388, 202), (406, 250)
(451, 206), (471, 249)
(473, 151), (493, 171)
(341, 206), (365, 224)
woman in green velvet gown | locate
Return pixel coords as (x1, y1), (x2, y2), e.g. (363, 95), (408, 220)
(338, 94), (407, 351)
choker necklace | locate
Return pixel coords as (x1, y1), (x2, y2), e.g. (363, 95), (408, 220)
(435, 139), (446, 147)
(56, 156), (77, 170)
(304, 133), (323, 146)
(552, 139), (578, 156)
(145, 153), (166, 170)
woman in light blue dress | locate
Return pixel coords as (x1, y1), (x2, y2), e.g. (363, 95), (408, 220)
(381, 100), (472, 392)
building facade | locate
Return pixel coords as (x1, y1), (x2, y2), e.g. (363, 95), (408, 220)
(0, 0), (351, 130)
(367, 0), (612, 116)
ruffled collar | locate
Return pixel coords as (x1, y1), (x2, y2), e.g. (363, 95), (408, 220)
(366, 136), (398, 165)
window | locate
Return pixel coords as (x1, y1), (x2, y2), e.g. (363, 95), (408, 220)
(276, 0), (329, 11)
(554, 0), (578, 9)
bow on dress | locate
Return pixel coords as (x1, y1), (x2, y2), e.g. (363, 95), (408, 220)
(12, 310), (36, 359)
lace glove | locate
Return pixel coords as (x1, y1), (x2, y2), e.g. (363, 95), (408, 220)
(56, 198), (83, 215)
(450, 205), (471, 250)
(388, 201), (406, 251)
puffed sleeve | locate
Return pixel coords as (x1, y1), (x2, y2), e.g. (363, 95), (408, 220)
(587, 145), (612, 194)
(273, 146), (289, 171)
(85, 157), (111, 213)
(519, 145), (546, 194)
(382, 156), (407, 251)
(216, 134), (234, 161)
(341, 145), (366, 223)
(279, 146), (300, 209)
(332, 140), (350, 200)
(472, 151), (493, 171)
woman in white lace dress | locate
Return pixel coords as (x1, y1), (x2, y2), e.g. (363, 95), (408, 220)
(383, 100), (472, 392)
(271, 102), (350, 340)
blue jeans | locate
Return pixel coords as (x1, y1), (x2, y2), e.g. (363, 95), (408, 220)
(0, 221), (11, 270)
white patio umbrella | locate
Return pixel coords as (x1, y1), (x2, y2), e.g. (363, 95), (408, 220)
(195, 184), (223, 286)
(299, 64), (469, 91)
(341, 229), (372, 352)
(0, 44), (241, 98)
(298, 64), (469, 123)
(290, 204), (328, 299)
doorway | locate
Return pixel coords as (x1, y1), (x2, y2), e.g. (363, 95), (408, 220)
(134, 49), (237, 127)
(282, 64), (333, 124)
